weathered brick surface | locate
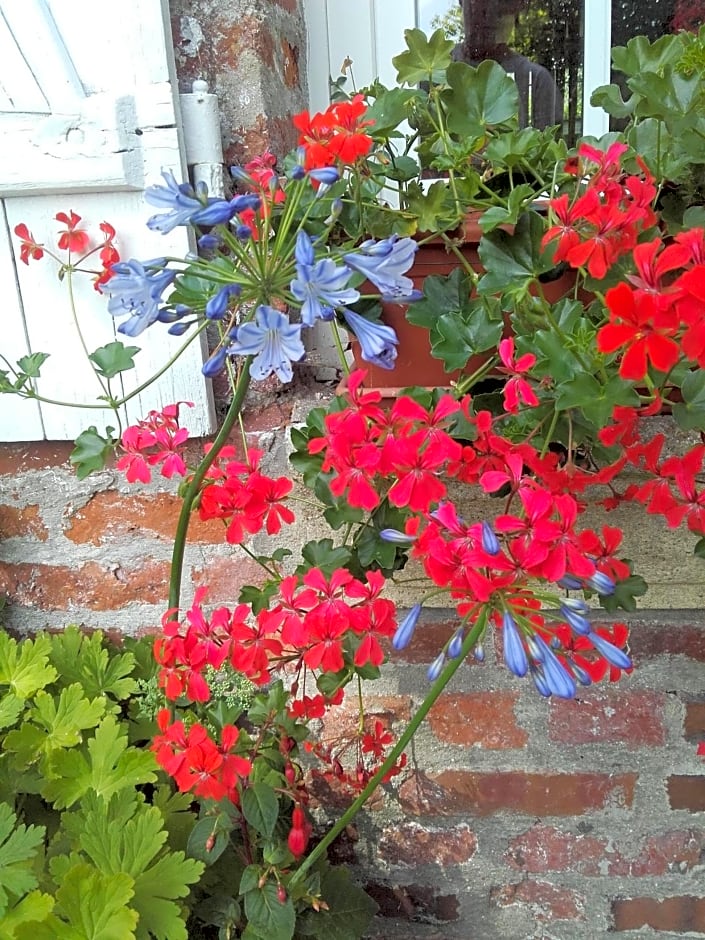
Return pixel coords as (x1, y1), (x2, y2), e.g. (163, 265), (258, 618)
(427, 692), (527, 749)
(611, 895), (705, 933)
(0, 504), (47, 541)
(378, 823), (477, 867)
(398, 770), (637, 817)
(0, 560), (170, 611)
(506, 825), (705, 876)
(548, 690), (667, 746)
(667, 775), (705, 812)
(684, 700), (705, 740)
(490, 879), (586, 923)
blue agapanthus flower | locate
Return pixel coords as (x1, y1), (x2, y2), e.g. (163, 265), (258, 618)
(343, 235), (420, 301)
(290, 231), (360, 325)
(228, 305), (305, 383)
(104, 259), (176, 336)
(341, 308), (398, 370)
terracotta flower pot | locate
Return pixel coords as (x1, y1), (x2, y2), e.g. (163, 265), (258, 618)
(350, 214), (580, 395)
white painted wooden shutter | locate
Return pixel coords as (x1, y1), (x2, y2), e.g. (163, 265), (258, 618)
(0, 0), (215, 441)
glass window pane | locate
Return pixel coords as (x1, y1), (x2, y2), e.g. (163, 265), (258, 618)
(450, 1), (586, 143)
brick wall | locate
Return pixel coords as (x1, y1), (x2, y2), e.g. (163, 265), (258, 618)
(1, 389), (704, 938)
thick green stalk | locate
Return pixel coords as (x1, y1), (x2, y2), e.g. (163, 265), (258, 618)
(288, 609), (488, 889)
(168, 360), (252, 612)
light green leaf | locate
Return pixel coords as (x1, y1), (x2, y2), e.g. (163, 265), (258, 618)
(52, 864), (137, 940)
(30, 684), (106, 749)
(49, 628), (137, 702)
(41, 714), (156, 809)
(15, 354), (49, 380)
(88, 342), (140, 379)
(0, 694), (23, 732)
(0, 634), (56, 699)
(0, 803), (45, 916)
(0, 890), (54, 938)
(392, 28), (453, 85)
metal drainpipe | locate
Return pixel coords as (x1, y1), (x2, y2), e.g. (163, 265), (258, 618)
(179, 79), (225, 197)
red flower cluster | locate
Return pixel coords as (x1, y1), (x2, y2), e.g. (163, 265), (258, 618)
(543, 142), (657, 279)
(14, 212), (119, 290)
(198, 446), (295, 544)
(116, 403), (192, 483)
(153, 709), (252, 801)
(293, 95), (374, 170)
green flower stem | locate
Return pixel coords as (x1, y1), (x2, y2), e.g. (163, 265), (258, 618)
(288, 607), (488, 890)
(113, 323), (208, 407)
(168, 359), (252, 612)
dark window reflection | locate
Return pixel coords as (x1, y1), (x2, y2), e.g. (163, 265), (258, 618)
(453, 0), (584, 142)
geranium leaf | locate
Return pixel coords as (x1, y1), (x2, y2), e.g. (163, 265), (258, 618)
(88, 342), (140, 379)
(242, 880), (295, 940)
(0, 633), (56, 699)
(444, 59), (519, 135)
(70, 426), (116, 480)
(297, 866), (378, 940)
(49, 628), (137, 702)
(392, 28), (453, 86)
(42, 864), (137, 940)
(0, 803), (45, 916)
(242, 783), (279, 839)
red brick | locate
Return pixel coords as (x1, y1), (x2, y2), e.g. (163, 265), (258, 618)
(398, 770), (637, 817)
(491, 879), (585, 922)
(612, 896), (705, 933)
(0, 504), (47, 541)
(668, 775), (705, 812)
(549, 690), (666, 747)
(427, 692), (527, 749)
(378, 823), (477, 867)
(190, 554), (266, 604)
(631, 622), (705, 662)
(507, 825), (705, 876)
(0, 560), (170, 611)
(64, 491), (226, 545)
(684, 701), (705, 740)
(0, 441), (73, 474)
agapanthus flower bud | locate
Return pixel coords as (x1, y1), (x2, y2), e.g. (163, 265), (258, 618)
(562, 596), (590, 614)
(202, 346), (229, 377)
(392, 604), (422, 650)
(589, 631), (632, 669)
(533, 634), (576, 699)
(502, 611), (528, 678)
(379, 528), (416, 545)
(558, 575), (583, 590)
(448, 629), (464, 659)
(205, 283), (241, 320)
(587, 571), (616, 595)
(560, 604), (592, 636)
(530, 663), (552, 697)
(168, 322), (191, 335)
(569, 661), (593, 686)
(427, 651), (446, 681)
(309, 166), (340, 185)
(474, 643), (485, 662)
(481, 520), (500, 555)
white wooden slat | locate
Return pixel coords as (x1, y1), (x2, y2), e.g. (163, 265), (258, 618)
(0, 201), (45, 440)
(0, 0), (84, 111)
(583, 0), (612, 138)
(373, 0), (417, 87)
(3, 185), (214, 440)
(0, 12), (48, 112)
(303, 0), (331, 112)
(326, 0), (376, 89)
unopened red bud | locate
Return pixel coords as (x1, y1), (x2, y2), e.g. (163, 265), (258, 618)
(277, 884), (287, 904)
(205, 833), (216, 853)
(291, 806), (305, 829)
(285, 763), (296, 784)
